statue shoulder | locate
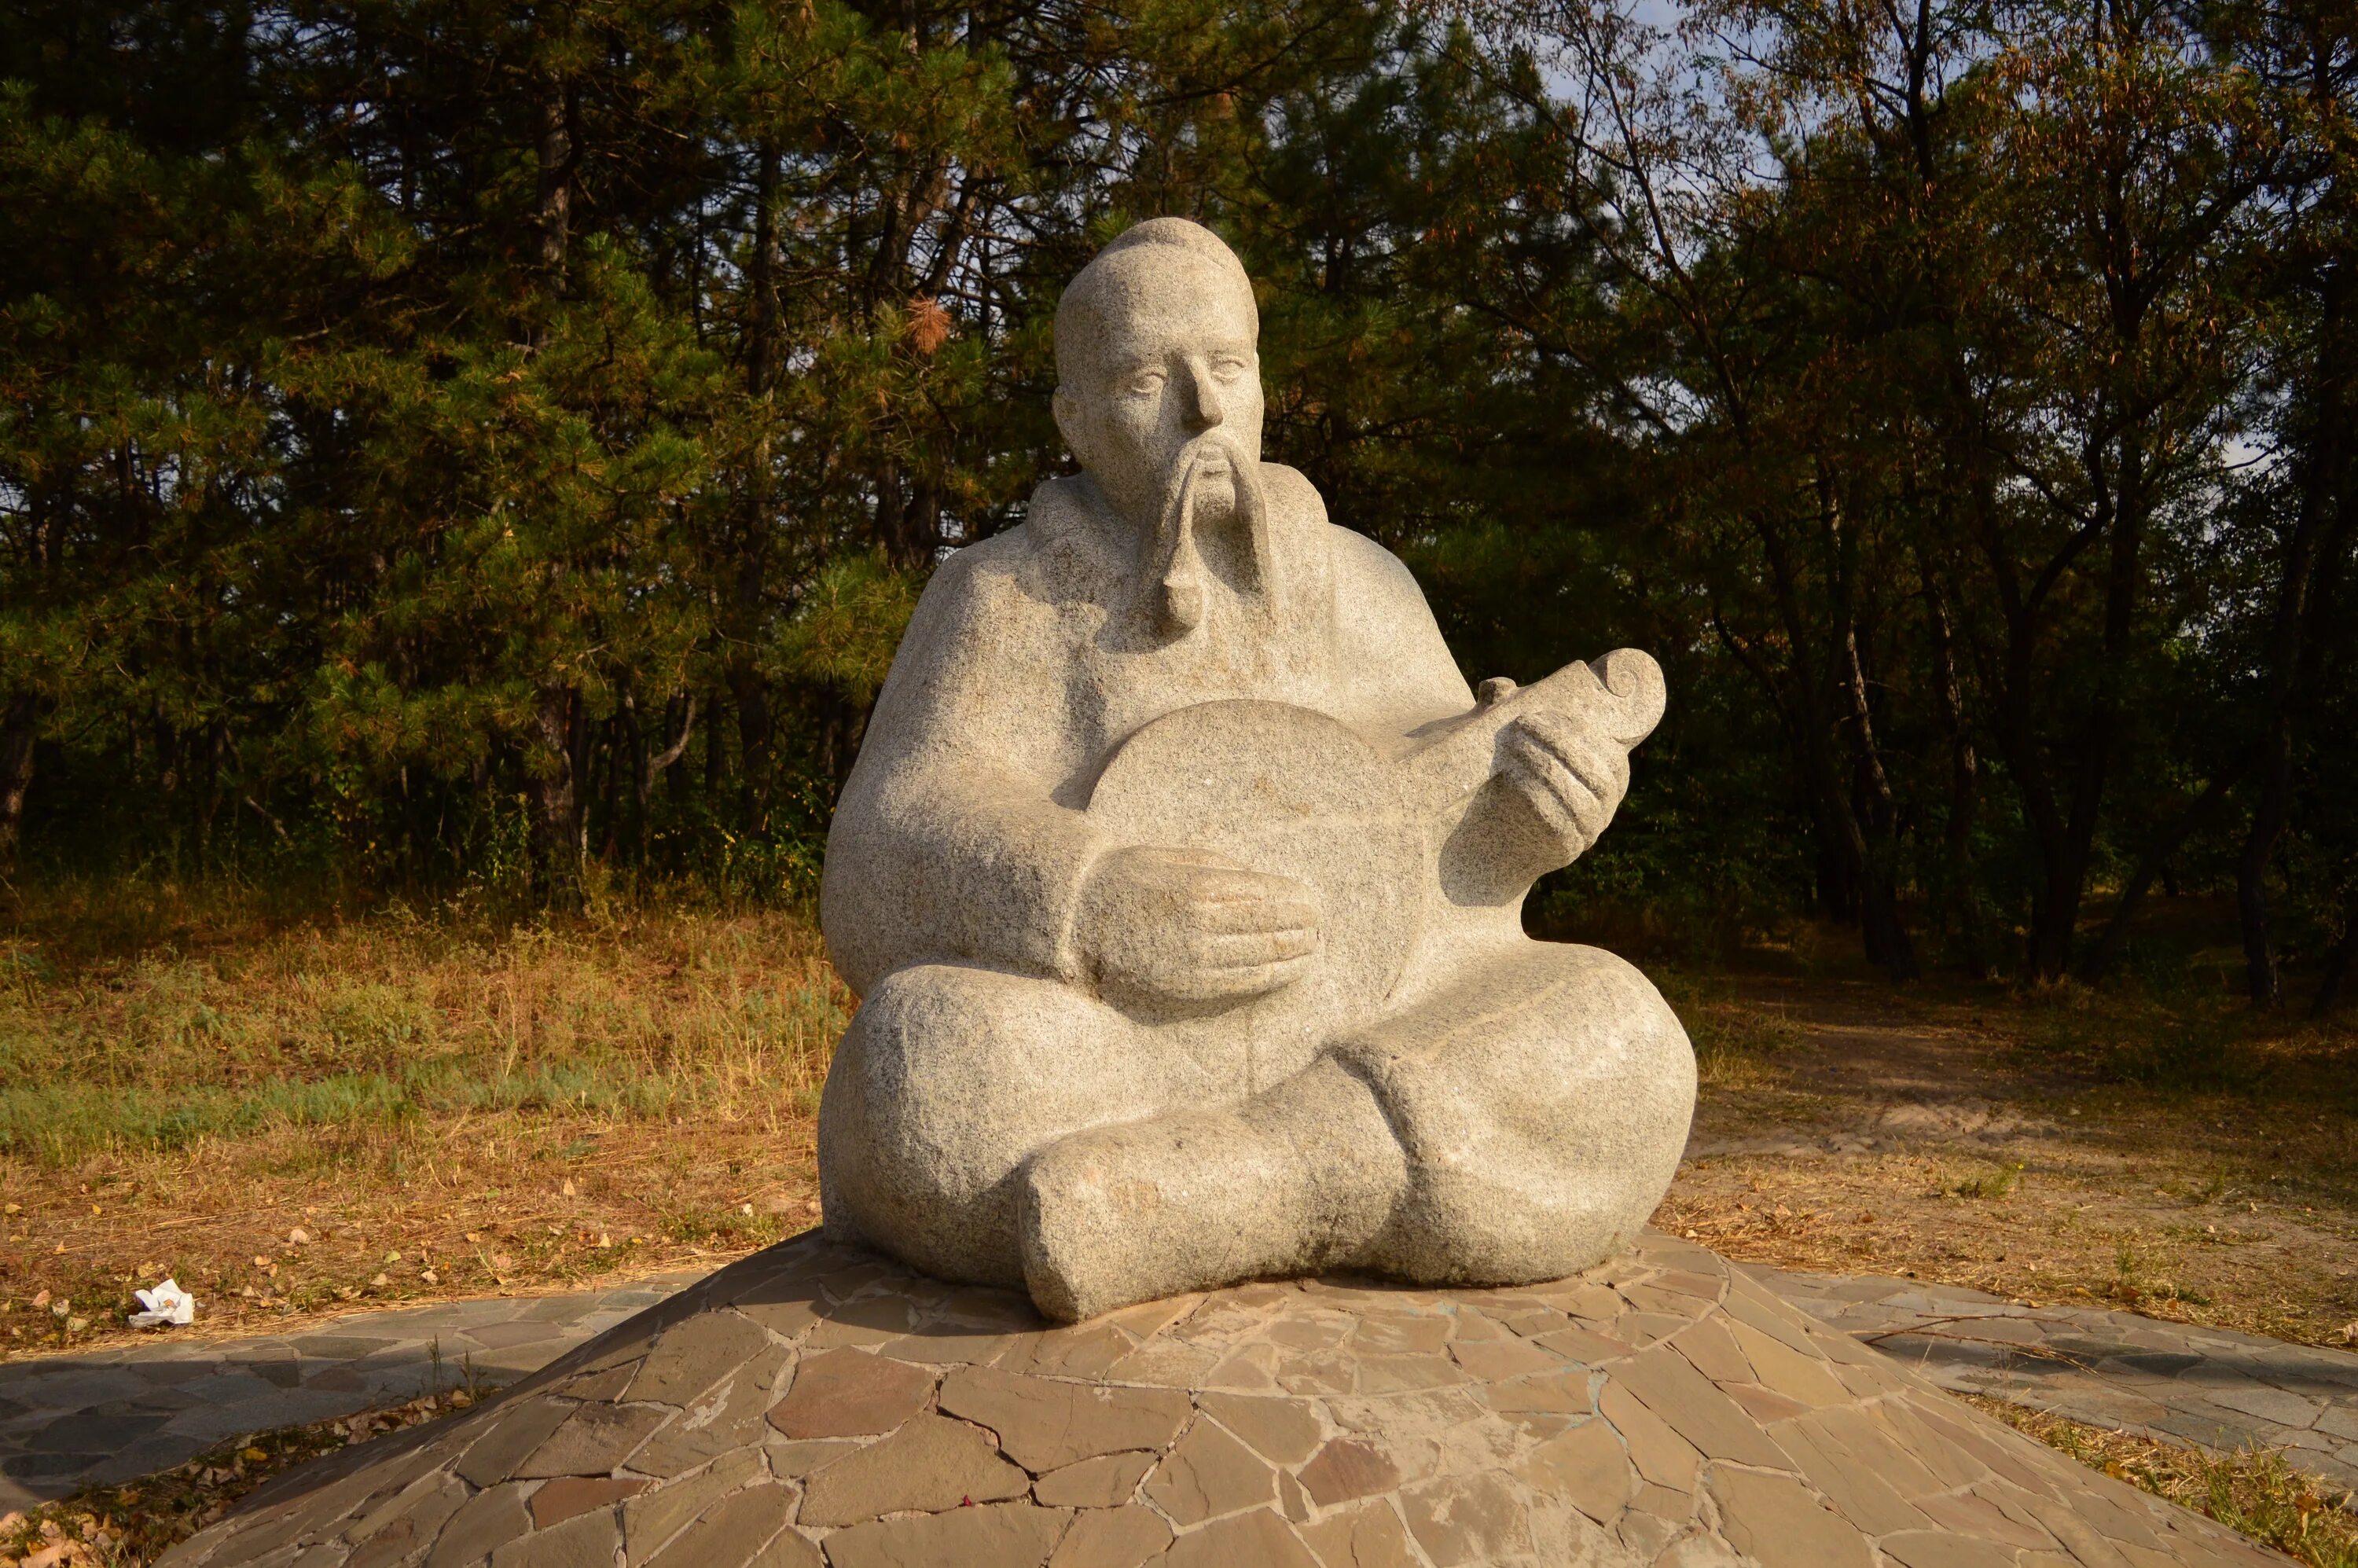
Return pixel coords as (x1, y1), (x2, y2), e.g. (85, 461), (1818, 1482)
(897, 486), (1100, 662)
(1019, 473), (1107, 555)
(913, 498), (1062, 611)
(891, 534), (1033, 678)
(1304, 510), (1433, 618)
(1003, 475), (1132, 606)
(1254, 461), (1328, 527)
(1247, 461), (1436, 627)
(868, 525), (1063, 737)
(1252, 463), (1414, 593)
(1312, 511), (1469, 718)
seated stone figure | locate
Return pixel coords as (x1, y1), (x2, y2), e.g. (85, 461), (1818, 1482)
(818, 218), (1695, 1322)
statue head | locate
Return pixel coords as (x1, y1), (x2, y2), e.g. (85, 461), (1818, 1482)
(1054, 219), (1268, 634)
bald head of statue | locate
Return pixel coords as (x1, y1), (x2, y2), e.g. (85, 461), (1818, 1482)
(1052, 218), (1265, 538)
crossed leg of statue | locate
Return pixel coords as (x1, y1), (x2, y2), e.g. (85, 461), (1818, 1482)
(817, 945), (1695, 1320)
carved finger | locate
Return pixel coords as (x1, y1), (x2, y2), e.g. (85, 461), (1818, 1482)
(1170, 948), (1317, 1000)
(1197, 927), (1320, 965)
(1146, 845), (1250, 872)
(1503, 727), (1601, 811)
(1186, 861), (1309, 894)
(1559, 736), (1630, 806)
(1511, 716), (1626, 801)
(1506, 706), (1595, 753)
(1257, 949), (1319, 988)
(1193, 894), (1321, 936)
(1185, 866), (1320, 926)
(1508, 707), (1625, 779)
(1500, 733), (1600, 844)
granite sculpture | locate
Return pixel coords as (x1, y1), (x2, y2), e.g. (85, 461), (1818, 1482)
(818, 218), (1697, 1322)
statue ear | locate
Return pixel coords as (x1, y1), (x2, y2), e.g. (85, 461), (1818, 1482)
(1052, 387), (1095, 471)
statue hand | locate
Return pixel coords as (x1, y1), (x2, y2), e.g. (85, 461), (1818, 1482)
(1074, 846), (1321, 1004)
(1498, 707), (1631, 861)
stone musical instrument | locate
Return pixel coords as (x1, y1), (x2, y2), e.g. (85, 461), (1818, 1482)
(1085, 648), (1667, 1087)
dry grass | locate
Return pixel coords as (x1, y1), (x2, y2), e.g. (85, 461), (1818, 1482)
(7, 884), (2354, 1356)
(0, 879), (848, 1353)
(2, 881), (2352, 1379)
(1965, 1394), (2358, 1568)
(1662, 971), (1810, 1092)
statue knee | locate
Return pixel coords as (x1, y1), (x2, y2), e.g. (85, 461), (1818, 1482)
(1578, 949), (1699, 1134)
(817, 964), (1133, 1289)
(1352, 944), (1695, 1285)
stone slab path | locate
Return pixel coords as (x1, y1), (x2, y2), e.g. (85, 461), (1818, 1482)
(1766, 1268), (2358, 1496)
(0, 1274), (698, 1510)
(2, 1261), (2352, 1514)
(160, 1230), (2277, 1568)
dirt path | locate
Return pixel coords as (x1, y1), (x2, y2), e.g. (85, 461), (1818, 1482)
(1658, 972), (2358, 1349)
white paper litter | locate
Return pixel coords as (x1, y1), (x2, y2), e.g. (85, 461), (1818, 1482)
(129, 1279), (196, 1327)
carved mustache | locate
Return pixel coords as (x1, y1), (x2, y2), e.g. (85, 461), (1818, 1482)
(1148, 435), (1272, 637)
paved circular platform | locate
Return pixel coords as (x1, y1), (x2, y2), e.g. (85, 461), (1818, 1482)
(160, 1230), (2279, 1568)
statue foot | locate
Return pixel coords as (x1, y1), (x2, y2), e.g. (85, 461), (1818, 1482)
(1016, 1056), (1405, 1321)
(1016, 1109), (1286, 1321)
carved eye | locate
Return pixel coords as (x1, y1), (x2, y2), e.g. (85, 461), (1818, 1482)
(1213, 357), (1251, 381)
(1125, 369), (1166, 396)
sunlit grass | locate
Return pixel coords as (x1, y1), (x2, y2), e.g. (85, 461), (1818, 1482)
(1969, 1395), (2358, 1568)
(1658, 970), (1806, 1089)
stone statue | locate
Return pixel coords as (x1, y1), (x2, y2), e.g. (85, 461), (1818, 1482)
(818, 218), (1695, 1323)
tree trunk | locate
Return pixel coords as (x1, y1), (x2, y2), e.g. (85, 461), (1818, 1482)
(703, 690), (726, 801)
(2236, 739), (2292, 1008)
(625, 691), (696, 861)
(537, 77), (573, 277)
(1713, 583), (1886, 961)
(748, 139), (780, 395)
(876, 471), (942, 569)
(620, 696), (645, 860)
(1813, 815), (1859, 924)
(524, 59), (580, 899)
(2038, 443), (2143, 980)
(195, 717), (228, 857)
(2311, 890), (2358, 1019)
(0, 695), (39, 876)
(1835, 611), (1916, 976)
(719, 139), (783, 841)
(529, 685), (586, 900)
(1994, 462), (2133, 983)
(2235, 264), (2352, 1007)
(730, 668), (773, 833)
(1923, 566), (1989, 975)
(597, 716), (624, 863)
(1812, 477), (1915, 978)
(1710, 599), (1870, 941)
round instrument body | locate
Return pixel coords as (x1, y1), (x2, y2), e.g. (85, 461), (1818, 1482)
(1087, 699), (1427, 1089)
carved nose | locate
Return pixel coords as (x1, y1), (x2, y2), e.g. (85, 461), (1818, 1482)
(1181, 362), (1225, 431)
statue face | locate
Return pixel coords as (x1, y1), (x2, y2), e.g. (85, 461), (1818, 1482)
(1054, 250), (1264, 531)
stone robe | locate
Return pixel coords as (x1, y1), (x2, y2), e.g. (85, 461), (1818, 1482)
(818, 465), (1694, 1299)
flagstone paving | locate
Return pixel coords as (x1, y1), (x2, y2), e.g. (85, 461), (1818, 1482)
(0, 1275), (700, 1510)
(0, 1250), (2352, 1523)
(152, 1229), (2282, 1568)
(1765, 1267), (2358, 1496)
